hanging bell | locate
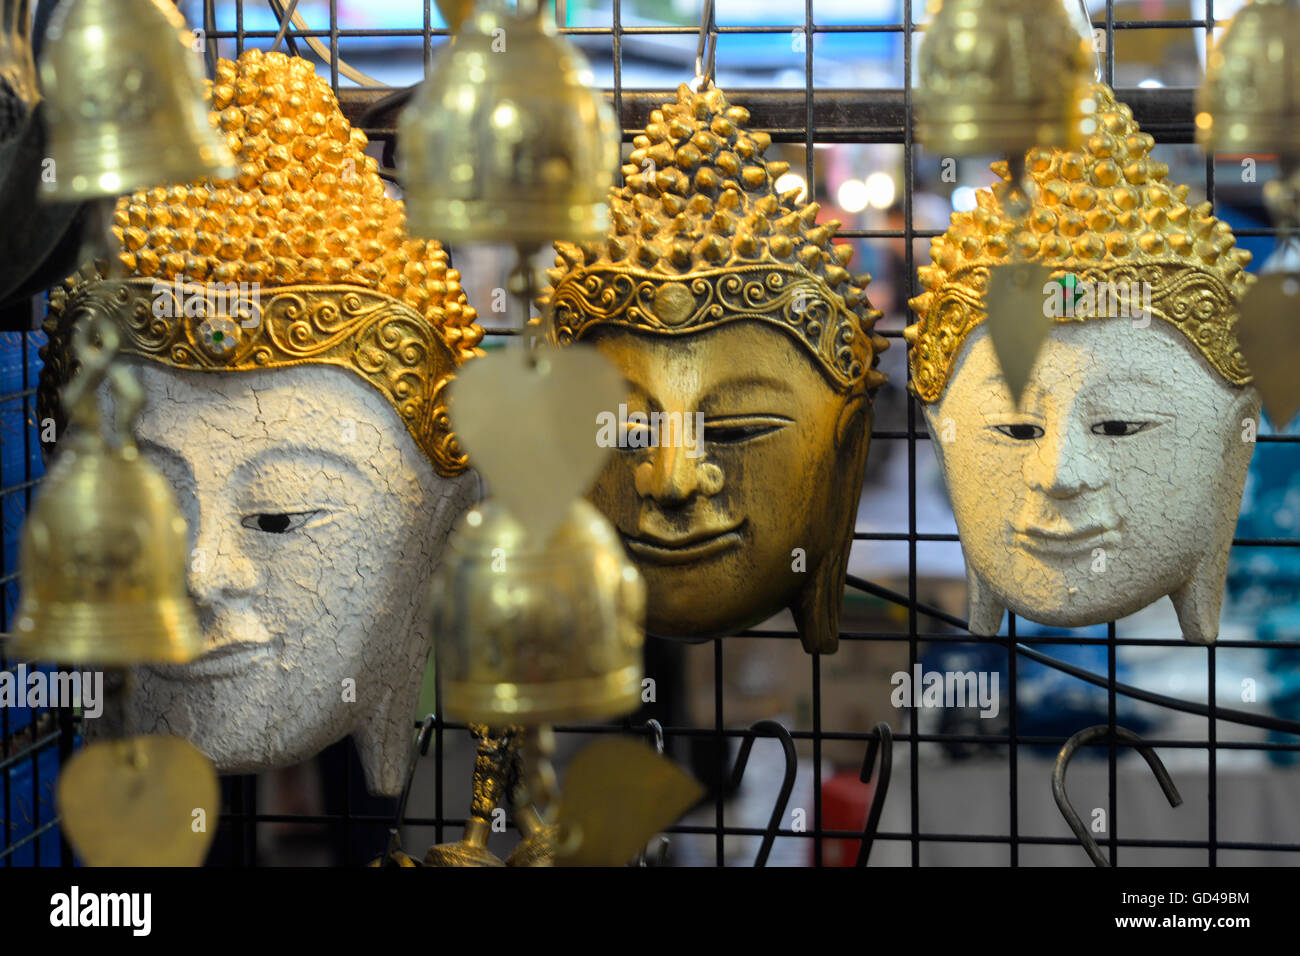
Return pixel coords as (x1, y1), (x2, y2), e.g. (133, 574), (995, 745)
(423, 725), (515, 867)
(398, 0), (620, 244)
(915, 0), (1095, 156)
(10, 309), (202, 665)
(37, 0), (234, 200)
(1197, 0), (1300, 156)
(0, 0), (40, 141)
(432, 499), (645, 725)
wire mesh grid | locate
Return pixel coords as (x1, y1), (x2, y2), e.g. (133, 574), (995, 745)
(2, 0), (1299, 867)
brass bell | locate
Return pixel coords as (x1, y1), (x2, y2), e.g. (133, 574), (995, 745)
(38, 0), (234, 200)
(11, 309), (202, 665)
(1, 0), (40, 140)
(398, 0), (620, 244)
(1197, 0), (1300, 155)
(915, 0), (1095, 156)
(431, 498), (645, 725)
(423, 725), (515, 867)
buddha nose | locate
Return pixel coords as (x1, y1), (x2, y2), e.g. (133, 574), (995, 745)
(1025, 417), (1105, 499)
(187, 511), (261, 606)
(634, 442), (724, 506)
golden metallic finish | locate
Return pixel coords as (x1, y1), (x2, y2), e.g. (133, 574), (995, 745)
(398, 1), (620, 243)
(553, 738), (704, 867)
(423, 725), (515, 867)
(0, 0), (40, 130)
(57, 735), (219, 866)
(38, 0), (235, 199)
(540, 82), (888, 393)
(432, 499), (645, 725)
(1198, 0), (1300, 155)
(906, 83), (1255, 404)
(12, 312), (202, 665)
(915, 0), (1094, 156)
(38, 50), (482, 478)
(43, 272), (470, 477)
(542, 83), (886, 655)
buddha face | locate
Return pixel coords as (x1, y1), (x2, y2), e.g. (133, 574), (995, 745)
(925, 319), (1258, 642)
(99, 361), (476, 794)
(585, 322), (870, 651)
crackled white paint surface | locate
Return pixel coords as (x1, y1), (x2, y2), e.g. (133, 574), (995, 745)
(92, 360), (476, 795)
(922, 320), (1259, 643)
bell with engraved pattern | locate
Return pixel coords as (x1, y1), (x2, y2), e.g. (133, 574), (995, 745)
(431, 499), (645, 725)
(398, 0), (620, 244)
(38, 0), (234, 199)
(915, 0), (1095, 156)
(10, 311), (202, 665)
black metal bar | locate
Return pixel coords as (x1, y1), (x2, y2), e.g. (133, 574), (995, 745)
(342, 87), (1205, 146)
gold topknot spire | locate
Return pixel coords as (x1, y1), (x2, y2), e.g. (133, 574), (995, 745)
(40, 49), (482, 477)
(905, 83), (1255, 403)
(105, 48), (481, 361)
(541, 83), (887, 392)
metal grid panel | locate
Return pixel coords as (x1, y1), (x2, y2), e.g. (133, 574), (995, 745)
(3, 0), (1298, 867)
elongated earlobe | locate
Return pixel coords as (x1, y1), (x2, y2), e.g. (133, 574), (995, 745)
(1171, 388), (1260, 644)
(354, 647), (430, 796)
(967, 565), (1006, 635)
(793, 401), (872, 655)
(1169, 551), (1227, 645)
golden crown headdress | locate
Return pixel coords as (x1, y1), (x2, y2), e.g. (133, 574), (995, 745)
(539, 83), (888, 393)
(905, 83), (1254, 404)
(39, 49), (483, 477)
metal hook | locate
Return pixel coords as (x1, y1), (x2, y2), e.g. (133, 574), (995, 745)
(380, 714), (436, 867)
(1052, 724), (1182, 868)
(633, 719), (670, 866)
(727, 719), (797, 867)
(690, 0), (717, 91)
(856, 722), (894, 867)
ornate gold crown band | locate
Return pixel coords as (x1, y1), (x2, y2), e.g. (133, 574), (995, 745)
(550, 264), (877, 392)
(906, 83), (1255, 405)
(41, 273), (468, 477)
(910, 258), (1250, 404)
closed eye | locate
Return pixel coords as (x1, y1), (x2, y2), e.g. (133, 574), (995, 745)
(992, 424), (1044, 440)
(1091, 420), (1153, 437)
(240, 511), (319, 534)
(705, 415), (793, 445)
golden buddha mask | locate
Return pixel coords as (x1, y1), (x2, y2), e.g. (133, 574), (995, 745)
(906, 84), (1260, 644)
(37, 50), (483, 794)
(542, 83), (888, 655)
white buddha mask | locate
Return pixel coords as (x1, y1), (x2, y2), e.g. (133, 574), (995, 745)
(97, 361), (476, 794)
(923, 320), (1258, 642)
(35, 48), (485, 793)
(906, 85), (1260, 644)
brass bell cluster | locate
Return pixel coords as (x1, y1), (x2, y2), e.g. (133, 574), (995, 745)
(9, 310), (218, 868)
(1197, 0), (1300, 426)
(395, 0), (694, 866)
(8, 0), (228, 866)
